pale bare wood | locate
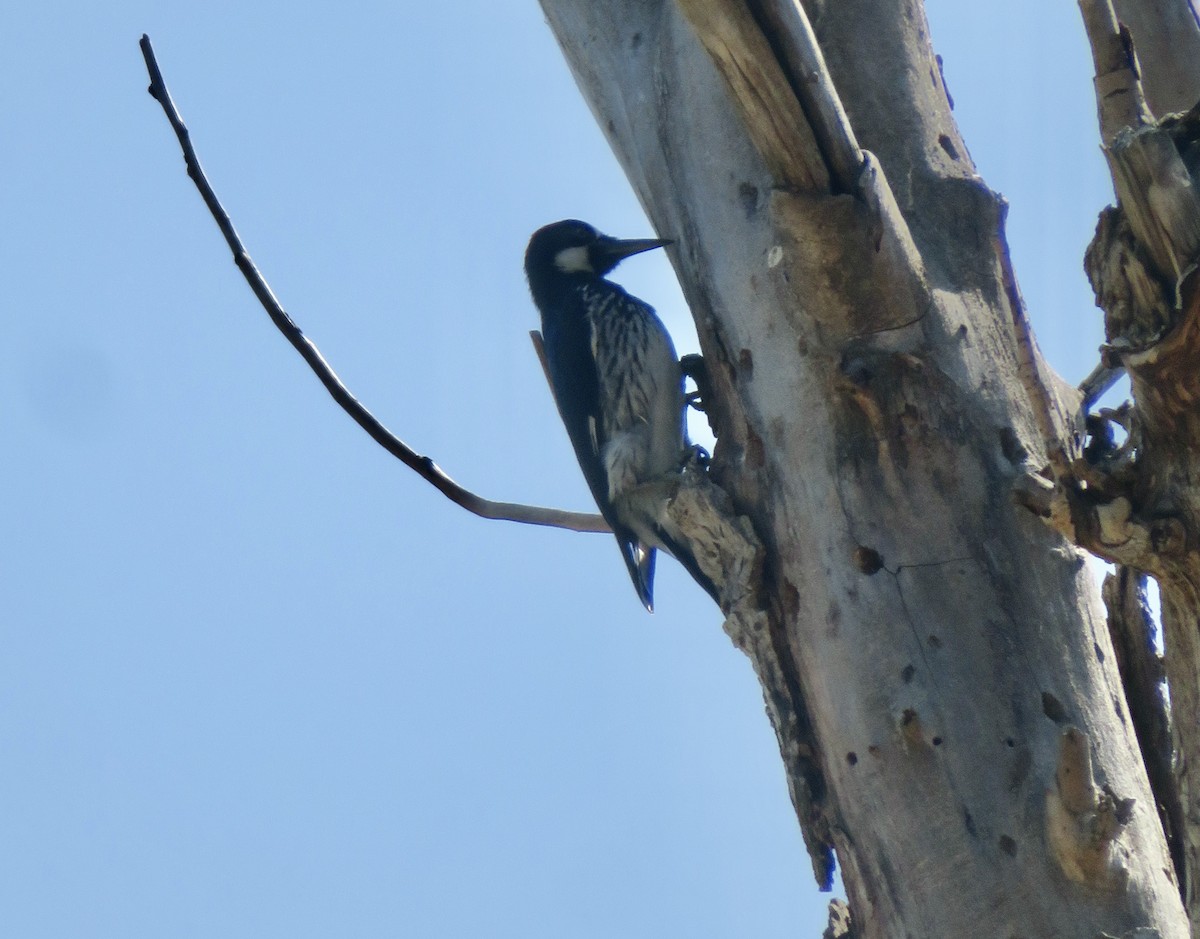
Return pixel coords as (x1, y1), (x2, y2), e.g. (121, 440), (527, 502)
(673, 0), (829, 192)
(1080, 0), (1200, 285)
(1080, 0), (1154, 142)
(1113, 0), (1200, 117)
(745, 0), (863, 191)
(1107, 127), (1200, 284)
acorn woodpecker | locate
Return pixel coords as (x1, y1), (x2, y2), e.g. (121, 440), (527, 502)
(525, 219), (713, 611)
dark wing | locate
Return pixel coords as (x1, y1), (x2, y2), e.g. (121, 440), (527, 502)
(541, 299), (656, 610)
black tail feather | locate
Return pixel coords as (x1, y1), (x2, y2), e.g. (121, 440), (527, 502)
(618, 537), (656, 612)
(615, 519), (720, 612)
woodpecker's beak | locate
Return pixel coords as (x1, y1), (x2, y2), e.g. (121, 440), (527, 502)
(599, 236), (673, 264)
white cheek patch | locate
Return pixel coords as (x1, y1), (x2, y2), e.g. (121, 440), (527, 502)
(554, 245), (593, 273)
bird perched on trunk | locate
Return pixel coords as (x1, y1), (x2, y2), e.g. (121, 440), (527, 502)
(525, 219), (715, 611)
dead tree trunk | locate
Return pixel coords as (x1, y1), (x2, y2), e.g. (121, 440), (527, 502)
(1079, 0), (1200, 933)
(538, 0), (1200, 935)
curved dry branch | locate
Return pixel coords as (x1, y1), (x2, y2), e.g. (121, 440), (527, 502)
(138, 35), (607, 536)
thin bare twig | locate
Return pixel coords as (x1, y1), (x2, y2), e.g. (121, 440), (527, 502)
(138, 34), (608, 535)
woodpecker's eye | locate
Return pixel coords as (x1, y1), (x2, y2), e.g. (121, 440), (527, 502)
(563, 221), (597, 244)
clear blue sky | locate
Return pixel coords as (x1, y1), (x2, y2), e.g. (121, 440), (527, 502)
(3, 3), (1112, 936)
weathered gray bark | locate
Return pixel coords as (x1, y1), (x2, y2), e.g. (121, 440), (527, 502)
(538, 0), (1197, 935)
(1076, 1), (1200, 932)
(1111, 0), (1200, 117)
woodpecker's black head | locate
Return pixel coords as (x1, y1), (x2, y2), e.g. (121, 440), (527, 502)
(525, 220), (671, 287)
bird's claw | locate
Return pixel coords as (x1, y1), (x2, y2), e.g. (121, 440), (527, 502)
(681, 353), (718, 437)
(684, 444), (710, 470)
(680, 353), (707, 384)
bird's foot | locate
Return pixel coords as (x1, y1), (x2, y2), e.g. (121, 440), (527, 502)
(681, 353), (720, 438)
(680, 353), (710, 412)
